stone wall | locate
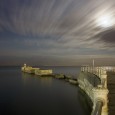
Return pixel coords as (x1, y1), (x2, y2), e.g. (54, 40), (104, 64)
(78, 71), (109, 115)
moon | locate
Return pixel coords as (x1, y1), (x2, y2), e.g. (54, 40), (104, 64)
(96, 14), (114, 28)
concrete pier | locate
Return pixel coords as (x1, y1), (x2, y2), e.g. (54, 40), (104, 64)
(79, 66), (109, 115)
(21, 64), (52, 76)
(21, 64), (78, 86)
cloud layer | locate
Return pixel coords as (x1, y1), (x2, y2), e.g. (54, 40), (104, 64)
(0, 0), (115, 65)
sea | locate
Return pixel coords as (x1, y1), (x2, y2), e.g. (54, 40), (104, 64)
(0, 66), (92, 115)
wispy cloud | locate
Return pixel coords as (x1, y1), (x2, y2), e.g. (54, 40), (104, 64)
(0, 0), (115, 65)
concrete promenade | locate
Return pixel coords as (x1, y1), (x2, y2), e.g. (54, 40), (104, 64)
(79, 66), (115, 115)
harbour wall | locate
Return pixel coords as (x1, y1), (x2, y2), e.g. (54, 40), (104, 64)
(78, 67), (109, 115)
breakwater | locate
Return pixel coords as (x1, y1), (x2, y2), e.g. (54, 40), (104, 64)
(22, 64), (113, 115)
(78, 66), (115, 115)
(22, 64), (52, 75)
(21, 64), (78, 85)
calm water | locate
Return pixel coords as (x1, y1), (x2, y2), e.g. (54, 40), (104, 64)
(0, 66), (92, 115)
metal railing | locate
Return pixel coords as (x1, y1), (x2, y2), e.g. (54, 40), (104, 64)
(81, 66), (115, 73)
(81, 66), (106, 78)
(101, 66), (115, 72)
(81, 66), (108, 88)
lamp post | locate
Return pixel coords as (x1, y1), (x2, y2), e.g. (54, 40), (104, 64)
(93, 59), (95, 68)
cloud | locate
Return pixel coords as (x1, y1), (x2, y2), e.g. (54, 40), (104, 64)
(99, 29), (115, 43)
(0, 0), (115, 65)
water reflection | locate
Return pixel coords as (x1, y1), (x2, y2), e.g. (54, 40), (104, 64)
(39, 77), (52, 87)
(22, 73), (53, 87)
(0, 67), (92, 115)
(21, 72), (92, 115)
(78, 87), (93, 114)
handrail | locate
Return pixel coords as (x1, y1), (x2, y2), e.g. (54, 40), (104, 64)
(92, 101), (103, 115)
(81, 66), (106, 78)
(81, 66), (115, 73)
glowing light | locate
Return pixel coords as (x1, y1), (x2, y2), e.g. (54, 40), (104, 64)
(96, 14), (114, 28)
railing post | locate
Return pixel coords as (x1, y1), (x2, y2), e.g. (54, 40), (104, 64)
(91, 66), (93, 73)
(81, 67), (83, 71)
(83, 67), (85, 71)
(101, 71), (107, 88)
(99, 67), (101, 78)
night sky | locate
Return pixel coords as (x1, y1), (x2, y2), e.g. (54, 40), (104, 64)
(0, 0), (115, 66)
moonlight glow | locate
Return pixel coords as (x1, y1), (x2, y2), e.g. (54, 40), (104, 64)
(96, 14), (114, 28)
